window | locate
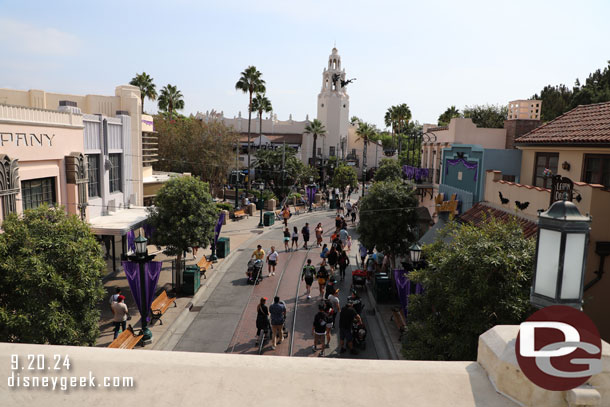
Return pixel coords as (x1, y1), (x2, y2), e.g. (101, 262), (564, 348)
(21, 177), (56, 210)
(317, 147), (322, 156)
(329, 146), (336, 157)
(109, 154), (122, 193)
(87, 154), (100, 198)
(534, 152), (559, 188)
(583, 154), (610, 188)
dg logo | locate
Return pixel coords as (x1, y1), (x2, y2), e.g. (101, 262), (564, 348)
(516, 305), (602, 391)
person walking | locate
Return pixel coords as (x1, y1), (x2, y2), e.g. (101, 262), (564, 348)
(269, 296), (286, 350)
(255, 297), (270, 344)
(327, 288), (341, 347)
(109, 287), (121, 315)
(316, 262), (329, 297)
(327, 246), (338, 275)
(291, 226), (299, 251)
(339, 226), (349, 248)
(301, 223), (310, 249)
(346, 235), (352, 251)
(111, 295), (130, 339)
(266, 246), (278, 276)
(320, 243), (329, 260)
(339, 301), (362, 355)
(335, 214), (342, 231)
(350, 205), (357, 224)
(283, 228), (290, 252)
(302, 259), (316, 299)
(282, 205), (291, 227)
(359, 243), (367, 268)
(337, 249), (350, 281)
(251, 245), (265, 261)
(315, 223), (324, 247)
(312, 303), (328, 356)
(345, 200), (352, 218)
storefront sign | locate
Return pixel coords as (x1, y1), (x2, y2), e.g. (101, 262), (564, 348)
(550, 175), (573, 205)
(0, 132), (55, 147)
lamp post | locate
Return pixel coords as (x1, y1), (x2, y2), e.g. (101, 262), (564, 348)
(409, 241), (422, 267)
(127, 235), (155, 342)
(258, 182), (265, 228)
(530, 199), (591, 309)
(308, 176), (314, 212)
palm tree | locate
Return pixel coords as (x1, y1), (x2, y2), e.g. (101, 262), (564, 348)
(235, 66), (266, 189)
(304, 119), (326, 171)
(384, 105), (399, 145)
(437, 105), (462, 126)
(129, 72), (157, 113)
(394, 103), (412, 155)
(250, 93), (273, 148)
(157, 84), (184, 119)
(356, 122), (377, 195)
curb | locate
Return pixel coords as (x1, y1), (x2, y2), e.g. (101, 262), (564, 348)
(364, 282), (400, 360)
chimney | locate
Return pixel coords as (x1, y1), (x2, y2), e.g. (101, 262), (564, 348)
(504, 100), (542, 149)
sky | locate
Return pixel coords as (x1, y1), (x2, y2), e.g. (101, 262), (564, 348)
(1, 0), (609, 128)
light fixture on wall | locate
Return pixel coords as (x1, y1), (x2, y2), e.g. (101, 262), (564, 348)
(562, 161), (571, 171)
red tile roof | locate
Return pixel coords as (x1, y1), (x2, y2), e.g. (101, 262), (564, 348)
(458, 202), (538, 239)
(515, 102), (610, 144)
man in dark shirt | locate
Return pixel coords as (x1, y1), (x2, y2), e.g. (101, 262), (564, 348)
(269, 296), (286, 350)
(339, 301), (362, 355)
(312, 303), (328, 357)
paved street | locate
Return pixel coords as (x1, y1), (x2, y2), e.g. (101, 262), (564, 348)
(163, 205), (392, 359)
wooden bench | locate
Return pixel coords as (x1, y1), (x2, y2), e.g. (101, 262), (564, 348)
(108, 325), (143, 349)
(390, 306), (407, 340)
(233, 209), (247, 221)
(150, 290), (177, 325)
(197, 256), (212, 279)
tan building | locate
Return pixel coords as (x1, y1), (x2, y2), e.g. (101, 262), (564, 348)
(508, 99), (542, 120)
(482, 101), (610, 340)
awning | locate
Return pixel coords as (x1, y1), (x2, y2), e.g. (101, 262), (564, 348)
(88, 207), (149, 236)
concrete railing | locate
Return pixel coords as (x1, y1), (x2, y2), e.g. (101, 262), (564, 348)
(0, 103), (83, 128)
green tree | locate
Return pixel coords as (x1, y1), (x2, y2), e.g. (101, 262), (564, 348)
(350, 116), (361, 125)
(357, 180), (418, 267)
(437, 106), (462, 126)
(235, 66), (266, 189)
(304, 119), (326, 170)
(147, 177), (217, 289)
(374, 158), (402, 182)
(385, 104), (412, 155)
(155, 116), (237, 186)
(158, 84), (185, 119)
(404, 218), (535, 361)
(532, 84), (573, 122)
(130, 72), (157, 113)
(254, 146), (317, 199)
(251, 93), (273, 149)
(355, 122), (377, 175)
(330, 164), (358, 193)
(463, 104), (507, 128)
(0, 206), (105, 345)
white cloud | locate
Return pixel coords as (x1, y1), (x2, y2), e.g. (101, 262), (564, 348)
(0, 18), (81, 56)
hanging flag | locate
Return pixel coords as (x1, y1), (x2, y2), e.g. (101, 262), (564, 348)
(122, 260), (163, 322)
(306, 185), (317, 205)
(211, 212), (226, 250)
(127, 230), (136, 253)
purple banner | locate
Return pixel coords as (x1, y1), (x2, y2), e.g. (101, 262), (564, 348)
(214, 212), (225, 246)
(143, 223), (155, 240)
(127, 230), (136, 253)
(402, 166), (430, 182)
(393, 269), (424, 321)
(123, 261), (162, 322)
(445, 158), (478, 181)
(306, 185), (317, 205)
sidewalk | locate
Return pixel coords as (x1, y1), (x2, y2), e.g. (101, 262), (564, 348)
(96, 206), (321, 348)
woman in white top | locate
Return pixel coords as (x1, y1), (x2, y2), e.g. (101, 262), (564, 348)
(291, 226), (299, 251)
(267, 246), (279, 276)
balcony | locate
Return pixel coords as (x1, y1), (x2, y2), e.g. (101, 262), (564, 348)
(142, 132), (159, 167)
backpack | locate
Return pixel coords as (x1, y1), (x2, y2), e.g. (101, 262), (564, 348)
(303, 266), (315, 279)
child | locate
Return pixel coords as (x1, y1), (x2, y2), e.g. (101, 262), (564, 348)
(347, 235), (352, 251)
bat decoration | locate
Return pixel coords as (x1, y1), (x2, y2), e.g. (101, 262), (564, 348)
(499, 191), (509, 205)
(515, 201), (530, 211)
(341, 78), (356, 87)
(574, 192), (583, 203)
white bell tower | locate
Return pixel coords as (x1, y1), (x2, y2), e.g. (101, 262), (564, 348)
(316, 47), (350, 160)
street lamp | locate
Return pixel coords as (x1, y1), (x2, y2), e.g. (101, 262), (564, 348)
(409, 242), (422, 264)
(531, 199), (591, 309)
(308, 176), (314, 212)
(258, 182), (265, 228)
(127, 235), (155, 342)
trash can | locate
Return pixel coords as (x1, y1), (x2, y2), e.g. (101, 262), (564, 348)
(217, 237), (230, 258)
(264, 211), (275, 226)
(374, 274), (391, 302)
(182, 265), (201, 295)
(329, 199), (337, 209)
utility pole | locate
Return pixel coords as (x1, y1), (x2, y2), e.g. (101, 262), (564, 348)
(281, 140), (286, 204)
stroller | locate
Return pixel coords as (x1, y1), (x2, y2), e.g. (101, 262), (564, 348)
(247, 259), (264, 285)
(347, 290), (364, 315)
(352, 319), (367, 350)
(351, 269), (367, 291)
